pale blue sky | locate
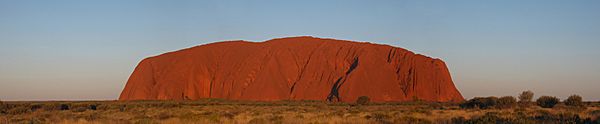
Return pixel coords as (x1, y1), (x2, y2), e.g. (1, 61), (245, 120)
(1, 0), (599, 101)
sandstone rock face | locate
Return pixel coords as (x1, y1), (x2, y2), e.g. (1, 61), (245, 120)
(119, 36), (464, 102)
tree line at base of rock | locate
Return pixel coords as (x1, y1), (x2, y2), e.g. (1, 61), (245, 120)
(459, 90), (585, 109)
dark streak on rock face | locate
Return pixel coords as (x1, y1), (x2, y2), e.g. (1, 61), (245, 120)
(327, 57), (359, 102)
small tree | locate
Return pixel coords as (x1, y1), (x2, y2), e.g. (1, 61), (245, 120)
(536, 96), (560, 108)
(518, 90), (534, 103)
(356, 96), (370, 105)
(497, 96), (517, 109)
(564, 95), (583, 107)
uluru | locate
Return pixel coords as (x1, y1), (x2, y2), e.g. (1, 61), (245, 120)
(119, 36), (464, 102)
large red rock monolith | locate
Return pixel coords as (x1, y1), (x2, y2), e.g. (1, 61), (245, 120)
(119, 36), (464, 102)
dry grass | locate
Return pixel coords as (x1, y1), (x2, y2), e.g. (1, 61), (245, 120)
(1, 99), (599, 123)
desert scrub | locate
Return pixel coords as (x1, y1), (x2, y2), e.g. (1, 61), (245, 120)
(89, 104), (98, 110)
(134, 118), (158, 124)
(95, 103), (111, 110)
(564, 95), (583, 107)
(463, 112), (516, 123)
(70, 103), (91, 112)
(496, 96), (517, 109)
(518, 90), (534, 107)
(537, 96), (560, 108)
(428, 102), (444, 110)
(29, 103), (43, 112)
(588, 110), (600, 117)
(460, 96), (498, 109)
(8, 106), (30, 114)
(0, 100), (6, 114)
(373, 112), (395, 123)
(72, 106), (87, 112)
(394, 116), (432, 124)
(58, 103), (70, 110)
(155, 112), (174, 120)
(248, 118), (269, 124)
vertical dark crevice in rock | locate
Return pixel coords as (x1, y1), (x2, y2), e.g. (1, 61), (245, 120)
(226, 80), (234, 98)
(208, 58), (221, 98)
(387, 48), (394, 63)
(402, 67), (413, 97)
(318, 73), (324, 82)
(289, 42), (325, 95)
(387, 48), (397, 63)
(327, 57), (359, 102)
(327, 77), (344, 102)
(289, 50), (314, 94)
(412, 65), (418, 98)
(209, 75), (215, 98)
(346, 57), (359, 75)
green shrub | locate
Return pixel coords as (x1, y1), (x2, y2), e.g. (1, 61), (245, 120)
(518, 90), (534, 103)
(536, 96), (560, 108)
(460, 97), (498, 109)
(497, 96), (517, 109)
(356, 96), (370, 105)
(564, 95), (583, 107)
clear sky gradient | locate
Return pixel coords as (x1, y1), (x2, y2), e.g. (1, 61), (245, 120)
(1, 0), (599, 101)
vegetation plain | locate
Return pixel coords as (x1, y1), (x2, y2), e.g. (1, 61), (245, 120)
(1, 94), (600, 124)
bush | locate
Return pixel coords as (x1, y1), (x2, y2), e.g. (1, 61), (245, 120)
(60, 103), (70, 110)
(30, 104), (43, 112)
(460, 97), (498, 109)
(519, 90), (534, 103)
(537, 96), (560, 108)
(564, 95), (583, 107)
(356, 96), (370, 105)
(89, 104), (98, 110)
(497, 96), (517, 109)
